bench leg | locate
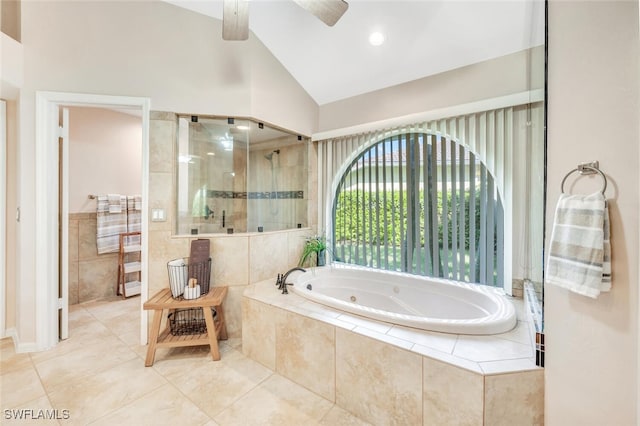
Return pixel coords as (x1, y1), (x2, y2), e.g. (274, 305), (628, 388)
(215, 303), (228, 341)
(203, 307), (221, 361)
(145, 309), (162, 367)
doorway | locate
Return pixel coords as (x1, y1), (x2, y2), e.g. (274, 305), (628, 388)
(35, 92), (150, 350)
(65, 106), (143, 337)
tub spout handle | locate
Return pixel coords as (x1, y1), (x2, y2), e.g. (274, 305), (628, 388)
(279, 267), (306, 294)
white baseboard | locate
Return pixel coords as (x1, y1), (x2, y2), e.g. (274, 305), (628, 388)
(3, 327), (40, 353)
(3, 327), (17, 346)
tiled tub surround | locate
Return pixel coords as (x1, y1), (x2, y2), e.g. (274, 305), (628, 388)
(243, 278), (544, 425)
(68, 212), (119, 304)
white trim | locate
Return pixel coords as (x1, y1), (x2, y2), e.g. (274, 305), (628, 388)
(34, 91), (150, 351)
(60, 108), (69, 340)
(140, 102), (150, 346)
(5, 327), (17, 343)
(317, 139), (323, 234)
(636, 2), (640, 418)
(6, 327), (39, 353)
(312, 90), (544, 142)
(0, 100), (6, 338)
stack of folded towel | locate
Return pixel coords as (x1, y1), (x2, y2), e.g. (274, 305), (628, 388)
(546, 191), (611, 298)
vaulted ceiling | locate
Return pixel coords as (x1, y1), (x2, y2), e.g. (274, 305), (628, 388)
(164, 0), (545, 106)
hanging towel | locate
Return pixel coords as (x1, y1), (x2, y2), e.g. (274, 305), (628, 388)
(134, 194), (142, 211)
(127, 195), (142, 236)
(108, 194), (124, 213)
(602, 205), (612, 289)
(96, 195), (127, 254)
(546, 191), (611, 298)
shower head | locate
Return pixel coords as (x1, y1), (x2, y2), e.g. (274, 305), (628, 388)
(264, 149), (280, 161)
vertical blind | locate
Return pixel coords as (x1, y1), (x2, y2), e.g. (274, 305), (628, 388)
(317, 103), (544, 291)
(331, 131), (502, 286)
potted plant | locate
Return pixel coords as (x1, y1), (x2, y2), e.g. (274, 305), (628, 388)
(298, 235), (327, 267)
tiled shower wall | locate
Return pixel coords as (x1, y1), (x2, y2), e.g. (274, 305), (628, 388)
(148, 111), (318, 338)
(68, 212), (119, 304)
(247, 144), (308, 232)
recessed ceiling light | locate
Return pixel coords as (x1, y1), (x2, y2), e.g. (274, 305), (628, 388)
(236, 125), (249, 130)
(207, 152), (215, 156)
(369, 31), (385, 46)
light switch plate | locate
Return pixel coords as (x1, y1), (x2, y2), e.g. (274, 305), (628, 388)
(151, 208), (166, 222)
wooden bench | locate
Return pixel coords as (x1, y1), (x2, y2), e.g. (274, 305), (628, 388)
(143, 286), (228, 366)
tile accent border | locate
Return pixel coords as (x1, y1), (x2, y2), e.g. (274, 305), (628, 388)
(205, 190), (304, 199)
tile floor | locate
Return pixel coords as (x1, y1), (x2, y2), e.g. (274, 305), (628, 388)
(0, 296), (370, 425)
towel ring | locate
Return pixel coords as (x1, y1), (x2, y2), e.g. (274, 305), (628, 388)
(560, 166), (607, 195)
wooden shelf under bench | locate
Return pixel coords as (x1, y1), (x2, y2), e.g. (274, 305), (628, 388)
(143, 286), (228, 366)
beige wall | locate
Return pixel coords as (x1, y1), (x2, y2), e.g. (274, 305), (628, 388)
(0, 0), (21, 42)
(10, 0), (318, 346)
(0, 32), (23, 99)
(546, 1), (639, 424)
(317, 46), (544, 132)
(20, 1), (316, 134)
(249, 37), (319, 136)
(68, 107), (142, 213)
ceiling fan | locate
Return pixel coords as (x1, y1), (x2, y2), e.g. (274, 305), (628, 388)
(222, 0), (349, 40)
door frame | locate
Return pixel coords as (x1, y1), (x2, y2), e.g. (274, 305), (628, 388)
(1, 100), (6, 338)
(35, 91), (150, 349)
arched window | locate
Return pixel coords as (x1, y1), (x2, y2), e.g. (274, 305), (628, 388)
(332, 131), (504, 287)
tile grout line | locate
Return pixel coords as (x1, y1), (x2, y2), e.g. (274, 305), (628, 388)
(211, 370), (276, 423)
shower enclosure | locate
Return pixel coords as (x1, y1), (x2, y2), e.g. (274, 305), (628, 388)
(175, 115), (308, 235)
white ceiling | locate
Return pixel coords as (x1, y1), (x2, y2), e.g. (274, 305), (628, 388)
(164, 0), (545, 106)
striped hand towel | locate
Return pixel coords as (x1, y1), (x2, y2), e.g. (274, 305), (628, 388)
(134, 194), (142, 211)
(96, 195), (127, 254)
(127, 195), (142, 236)
(546, 192), (611, 298)
(108, 194), (124, 213)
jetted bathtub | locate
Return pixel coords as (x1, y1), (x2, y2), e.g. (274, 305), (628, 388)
(290, 265), (517, 335)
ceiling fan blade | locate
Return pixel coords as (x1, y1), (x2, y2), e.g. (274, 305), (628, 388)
(222, 0), (249, 41)
(292, 0), (349, 27)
